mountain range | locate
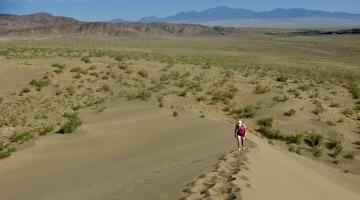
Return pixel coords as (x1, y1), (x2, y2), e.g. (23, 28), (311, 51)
(109, 6), (360, 23)
(1, 7), (360, 36)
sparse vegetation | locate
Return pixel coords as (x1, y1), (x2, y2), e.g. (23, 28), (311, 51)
(306, 131), (323, 148)
(58, 112), (83, 134)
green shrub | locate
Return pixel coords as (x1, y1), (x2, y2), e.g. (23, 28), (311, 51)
(173, 111), (178, 117)
(330, 102), (341, 108)
(0, 141), (5, 151)
(54, 68), (63, 74)
(347, 84), (360, 99)
(9, 130), (34, 143)
(39, 125), (54, 136)
(284, 108), (296, 116)
(332, 145), (344, 158)
(328, 138), (342, 149)
(51, 63), (66, 69)
(342, 108), (354, 116)
(81, 56), (91, 63)
(313, 147), (323, 157)
(239, 105), (257, 118)
(327, 120), (336, 126)
(138, 70), (149, 78)
(71, 66), (86, 73)
(344, 152), (355, 160)
(136, 90), (152, 100)
(254, 84), (270, 94)
(58, 112), (82, 134)
(306, 131), (323, 148)
(286, 133), (303, 145)
(259, 116), (274, 127)
(288, 145), (296, 152)
(259, 125), (283, 139)
(276, 74), (288, 82)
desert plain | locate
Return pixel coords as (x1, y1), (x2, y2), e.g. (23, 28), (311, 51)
(0, 29), (360, 200)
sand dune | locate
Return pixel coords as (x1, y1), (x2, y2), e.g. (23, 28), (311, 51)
(1, 100), (359, 200)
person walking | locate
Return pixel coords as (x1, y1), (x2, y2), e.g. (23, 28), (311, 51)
(234, 120), (247, 151)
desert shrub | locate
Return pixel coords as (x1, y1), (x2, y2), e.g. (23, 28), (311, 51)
(71, 66), (86, 74)
(332, 145), (344, 158)
(286, 133), (303, 145)
(211, 91), (235, 104)
(344, 152), (355, 160)
(54, 68), (63, 74)
(327, 138), (342, 149)
(239, 105), (257, 118)
(284, 108), (296, 116)
(0, 147), (16, 159)
(88, 65), (97, 70)
(136, 90), (152, 100)
(328, 138), (344, 158)
(72, 105), (81, 111)
(326, 120), (336, 126)
(118, 63), (128, 70)
(29, 76), (51, 91)
(9, 130), (34, 143)
(97, 84), (112, 93)
(20, 87), (31, 94)
(173, 111), (178, 117)
(347, 84), (360, 99)
(259, 116), (274, 127)
(289, 146), (302, 155)
(66, 86), (76, 96)
(39, 125), (54, 136)
(179, 90), (188, 97)
(354, 140), (360, 146)
(81, 56), (91, 63)
(312, 100), (326, 115)
(51, 63), (66, 69)
(298, 84), (311, 91)
(306, 131), (323, 148)
(254, 84), (270, 94)
(0, 141), (5, 151)
(342, 108), (354, 117)
(288, 145), (296, 152)
(138, 70), (149, 78)
(329, 102), (341, 108)
(197, 96), (207, 102)
(313, 147), (323, 157)
(276, 74), (288, 82)
(268, 139), (274, 145)
(259, 125), (283, 139)
(273, 95), (289, 103)
(58, 112), (82, 134)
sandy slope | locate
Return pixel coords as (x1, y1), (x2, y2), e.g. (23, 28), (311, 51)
(0, 101), (359, 200)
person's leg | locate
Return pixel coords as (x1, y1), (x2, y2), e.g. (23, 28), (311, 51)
(237, 136), (241, 150)
(241, 137), (245, 150)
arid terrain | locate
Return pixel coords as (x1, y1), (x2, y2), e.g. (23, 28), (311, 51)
(0, 15), (359, 199)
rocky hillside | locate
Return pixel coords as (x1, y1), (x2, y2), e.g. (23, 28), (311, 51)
(0, 12), (242, 36)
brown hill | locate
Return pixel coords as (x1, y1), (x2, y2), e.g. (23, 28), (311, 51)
(0, 13), (241, 36)
(0, 12), (82, 29)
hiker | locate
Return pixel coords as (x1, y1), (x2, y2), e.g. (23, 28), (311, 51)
(234, 120), (247, 151)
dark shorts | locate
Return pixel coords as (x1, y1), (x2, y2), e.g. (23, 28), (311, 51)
(236, 133), (245, 138)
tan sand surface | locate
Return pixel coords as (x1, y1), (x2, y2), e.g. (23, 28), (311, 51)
(1, 100), (360, 200)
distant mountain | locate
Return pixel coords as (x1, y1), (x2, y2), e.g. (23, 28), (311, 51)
(138, 6), (360, 22)
(0, 12), (82, 28)
(108, 18), (131, 23)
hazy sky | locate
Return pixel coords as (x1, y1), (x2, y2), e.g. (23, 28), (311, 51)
(1, 0), (360, 22)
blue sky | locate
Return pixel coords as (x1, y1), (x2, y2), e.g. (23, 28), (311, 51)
(1, 0), (359, 22)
